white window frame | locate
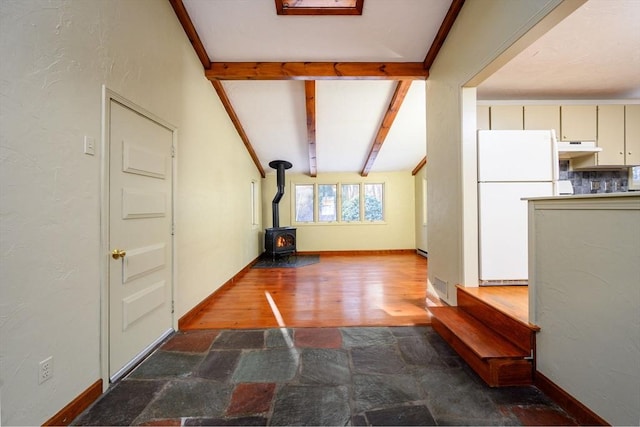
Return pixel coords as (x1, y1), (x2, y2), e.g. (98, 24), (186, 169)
(291, 181), (386, 225)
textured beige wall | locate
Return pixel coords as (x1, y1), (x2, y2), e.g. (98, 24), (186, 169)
(529, 195), (640, 426)
(0, 1), (262, 424)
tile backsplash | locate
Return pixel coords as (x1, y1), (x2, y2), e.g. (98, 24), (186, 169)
(559, 160), (629, 194)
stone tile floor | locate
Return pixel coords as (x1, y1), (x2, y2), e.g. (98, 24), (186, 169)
(73, 327), (578, 426)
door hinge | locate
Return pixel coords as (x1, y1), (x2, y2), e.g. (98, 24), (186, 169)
(171, 223), (175, 236)
(171, 301), (175, 314)
(170, 146), (175, 158)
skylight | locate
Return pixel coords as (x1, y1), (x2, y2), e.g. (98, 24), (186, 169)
(275, 0), (364, 16)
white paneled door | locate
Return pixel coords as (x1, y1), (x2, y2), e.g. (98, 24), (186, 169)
(109, 99), (174, 381)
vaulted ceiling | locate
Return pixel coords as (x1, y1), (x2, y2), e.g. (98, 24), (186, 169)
(170, 0), (463, 177)
(169, 0), (640, 178)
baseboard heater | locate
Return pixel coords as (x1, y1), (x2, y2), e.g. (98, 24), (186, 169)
(416, 248), (428, 258)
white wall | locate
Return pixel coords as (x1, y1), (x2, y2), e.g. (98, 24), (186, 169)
(0, 1), (262, 425)
(262, 172), (415, 251)
(424, 0), (565, 304)
(528, 195), (640, 426)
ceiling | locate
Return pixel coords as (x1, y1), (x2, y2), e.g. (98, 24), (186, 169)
(173, 0), (640, 177)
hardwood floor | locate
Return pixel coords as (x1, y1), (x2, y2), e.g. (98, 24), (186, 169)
(180, 253), (435, 330)
(459, 285), (530, 326)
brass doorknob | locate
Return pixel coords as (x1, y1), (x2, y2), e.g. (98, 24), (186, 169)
(111, 249), (126, 260)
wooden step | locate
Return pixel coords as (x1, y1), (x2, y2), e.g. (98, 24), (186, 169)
(456, 286), (539, 355)
(429, 306), (535, 387)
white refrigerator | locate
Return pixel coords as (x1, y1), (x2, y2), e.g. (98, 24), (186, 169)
(477, 130), (559, 282)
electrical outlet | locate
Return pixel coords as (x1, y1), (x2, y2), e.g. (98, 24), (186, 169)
(39, 356), (53, 384)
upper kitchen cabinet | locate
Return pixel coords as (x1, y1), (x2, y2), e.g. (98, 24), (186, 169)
(490, 105), (523, 130)
(477, 105), (490, 130)
(597, 105), (625, 165)
(625, 105), (640, 165)
(524, 105), (560, 136)
(560, 105), (597, 141)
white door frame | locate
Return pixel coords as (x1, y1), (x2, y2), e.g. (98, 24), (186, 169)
(100, 86), (178, 390)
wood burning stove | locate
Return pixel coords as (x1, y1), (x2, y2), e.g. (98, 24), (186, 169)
(265, 227), (296, 257)
(265, 160), (296, 258)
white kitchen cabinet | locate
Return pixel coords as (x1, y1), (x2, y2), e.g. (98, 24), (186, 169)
(477, 105), (490, 130)
(524, 105), (560, 137)
(490, 105), (523, 130)
(597, 104), (625, 165)
(560, 105), (596, 141)
(625, 105), (640, 165)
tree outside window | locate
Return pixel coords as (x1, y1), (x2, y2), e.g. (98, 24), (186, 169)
(364, 183), (383, 221)
(341, 184), (360, 221)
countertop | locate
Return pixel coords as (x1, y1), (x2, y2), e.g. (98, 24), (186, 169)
(524, 192), (640, 201)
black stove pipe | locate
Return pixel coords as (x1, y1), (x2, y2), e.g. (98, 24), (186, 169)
(269, 160), (292, 228)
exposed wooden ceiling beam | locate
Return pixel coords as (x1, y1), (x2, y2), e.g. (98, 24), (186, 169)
(360, 80), (413, 177)
(210, 81), (266, 178)
(423, 0), (465, 69)
(206, 62), (428, 81)
(168, 0), (211, 70)
(412, 156), (427, 176)
(305, 81), (318, 177)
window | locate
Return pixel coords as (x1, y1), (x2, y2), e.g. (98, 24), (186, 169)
(341, 184), (360, 222)
(422, 177), (427, 225)
(364, 183), (383, 221)
(295, 184), (314, 222)
(294, 182), (384, 224)
(318, 184), (337, 222)
(251, 181), (259, 226)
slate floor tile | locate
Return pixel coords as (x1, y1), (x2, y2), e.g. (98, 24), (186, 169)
(294, 327), (342, 348)
(511, 405), (579, 426)
(226, 383), (276, 416)
(134, 380), (232, 423)
(184, 416), (268, 426)
(72, 326), (578, 427)
(341, 327), (397, 348)
(351, 345), (406, 374)
(353, 373), (424, 412)
(212, 330), (264, 349)
(418, 367), (506, 423)
(72, 380), (166, 426)
(299, 348), (350, 385)
(397, 335), (440, 366)
(161, 330), (219, 353)
(127, 351), (203, 379)
(389, 326), (430, 337)
(195, 350), (240, 382)
(136, 418), (182, 426)
(270, 385), (350, 426)
(232, 348), (299, 383)
(365, 404), (437, 426)
(265, 328), (294, 348)
(487, 385), (555, 406)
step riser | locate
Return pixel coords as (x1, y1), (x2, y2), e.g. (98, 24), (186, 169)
(457, 289), (534, 354)
(432, 317), (533, 387)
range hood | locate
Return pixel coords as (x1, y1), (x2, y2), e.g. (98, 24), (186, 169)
(557, 141), (602, 159)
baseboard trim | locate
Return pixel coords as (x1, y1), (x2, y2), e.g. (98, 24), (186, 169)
(534, 371), (609, 426)
(297, 249), (416, 256)
(178, 254), (261, 329)
(43, 379), (103, 426)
